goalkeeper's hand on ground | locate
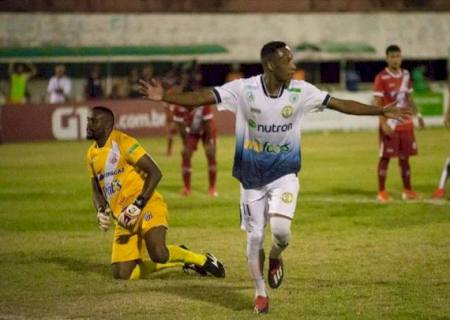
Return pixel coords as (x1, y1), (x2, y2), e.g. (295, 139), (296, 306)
(118, 196), (145, 231)
(97, 206), (111, 232)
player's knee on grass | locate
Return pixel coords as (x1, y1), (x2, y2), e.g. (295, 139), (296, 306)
(112, 261), (137, 280)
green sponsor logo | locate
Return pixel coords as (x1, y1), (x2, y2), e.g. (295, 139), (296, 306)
(248, 119), (257, 128)
(127, 143), (140, 154)
(287, 87), (301, 93)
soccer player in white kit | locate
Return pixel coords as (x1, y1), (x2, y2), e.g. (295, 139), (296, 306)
(140, 41), (410, 314)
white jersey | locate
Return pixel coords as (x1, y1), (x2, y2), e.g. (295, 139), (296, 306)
(47, 76), (71, 104)
(212, 74), (329, 189)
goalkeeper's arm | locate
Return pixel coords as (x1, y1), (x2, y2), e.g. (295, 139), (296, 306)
(91, 177), (107, 212)
(91, 177), (111, 231)
(118, 154), (162, 230)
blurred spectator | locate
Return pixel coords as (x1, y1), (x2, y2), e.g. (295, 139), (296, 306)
(141, 64), (154, 82)
(109, 83), (122, 99)
(8, 61), (36, 104)
(127, 68), (141, 98)
(47, 64), (71, 104)
(226, 63), (243, 82)
(346, 64), (360, 92)
(85, 64), (104, 99)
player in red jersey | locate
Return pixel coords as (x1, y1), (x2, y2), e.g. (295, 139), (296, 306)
(373, 45), (425, 202)
(173, 104), (218, 197)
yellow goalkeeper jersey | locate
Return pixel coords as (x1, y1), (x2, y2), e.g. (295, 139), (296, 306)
(86, 130), (159, 218)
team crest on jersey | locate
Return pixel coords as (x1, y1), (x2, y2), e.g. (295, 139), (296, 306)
(281, 192), (294, 203)
(289, 94), (299, 104)
(143, 212), (153, 221)
(281, 105), (294, 118)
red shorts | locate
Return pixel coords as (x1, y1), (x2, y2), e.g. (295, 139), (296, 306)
(185, 132), (216, 151)
(379, 128), (417, 158)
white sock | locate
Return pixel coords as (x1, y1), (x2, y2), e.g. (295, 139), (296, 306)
(438, 157), (450, 189)
(254, 276), (267, 297)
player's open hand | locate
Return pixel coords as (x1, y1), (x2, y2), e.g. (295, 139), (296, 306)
(139, 79), (164, 102)
(97, 207), (111, 232)
(382, 101), (412, 122)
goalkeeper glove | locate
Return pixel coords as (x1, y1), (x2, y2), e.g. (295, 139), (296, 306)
(97, 206), (111, 232)
(118, 196), (145, 231)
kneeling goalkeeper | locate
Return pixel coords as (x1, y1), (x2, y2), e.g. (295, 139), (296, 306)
(86, 106), (225, 280)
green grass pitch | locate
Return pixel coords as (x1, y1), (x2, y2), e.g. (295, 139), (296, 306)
(0, 128), (449, 319)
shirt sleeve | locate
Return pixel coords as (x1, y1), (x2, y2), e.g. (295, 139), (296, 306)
(373, 74), (384, 97)
(86, 148), (95, 178)
(301, 81), (329, 113)
(120, 133), (147, 165)
(212, 79), (242, 113)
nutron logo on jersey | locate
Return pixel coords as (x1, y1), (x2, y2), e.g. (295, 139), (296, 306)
(247, 119), (293, 133)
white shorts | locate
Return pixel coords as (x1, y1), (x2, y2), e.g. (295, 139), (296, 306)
(239, 174), (300, 231)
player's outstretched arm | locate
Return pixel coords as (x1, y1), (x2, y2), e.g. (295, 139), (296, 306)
(139, 79), (216, 110)
(327, 97), (411, 121)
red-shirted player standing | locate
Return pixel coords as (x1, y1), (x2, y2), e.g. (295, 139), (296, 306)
(373, 45), (425, 202)
(173, 104), (218, 197)
(171, 66), (218, 197)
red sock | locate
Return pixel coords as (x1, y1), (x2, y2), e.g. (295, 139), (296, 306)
(182, 153), (191, 189)
(378, 157), (390, 191)
(399, 157), (411, 190)
(166, 137), (173, 156)
(207, 156), (217, 189)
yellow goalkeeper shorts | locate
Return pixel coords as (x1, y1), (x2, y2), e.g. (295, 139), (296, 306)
(111, 193), (169, 263)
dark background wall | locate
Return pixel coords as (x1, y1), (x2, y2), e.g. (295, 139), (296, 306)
(1, 0), (449, 12)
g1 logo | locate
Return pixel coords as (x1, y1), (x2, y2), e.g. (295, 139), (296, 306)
(52, 107), (89, 140)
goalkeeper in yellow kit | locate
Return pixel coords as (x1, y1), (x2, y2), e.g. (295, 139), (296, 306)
(86, 106), (225, 280)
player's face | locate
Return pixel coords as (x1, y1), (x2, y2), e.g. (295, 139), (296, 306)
(271, 47), (296, 84)
(386, 51), (402, 70)
(86, 111), (104, 140)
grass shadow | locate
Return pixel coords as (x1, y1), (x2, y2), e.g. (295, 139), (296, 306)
(39, 256), (109, 276)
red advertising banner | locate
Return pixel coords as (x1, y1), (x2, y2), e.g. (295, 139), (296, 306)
(0, 100), (235, 143)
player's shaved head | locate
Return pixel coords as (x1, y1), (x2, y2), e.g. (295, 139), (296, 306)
(261, 41), (288, 64)
(92, 106), (115, 127)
